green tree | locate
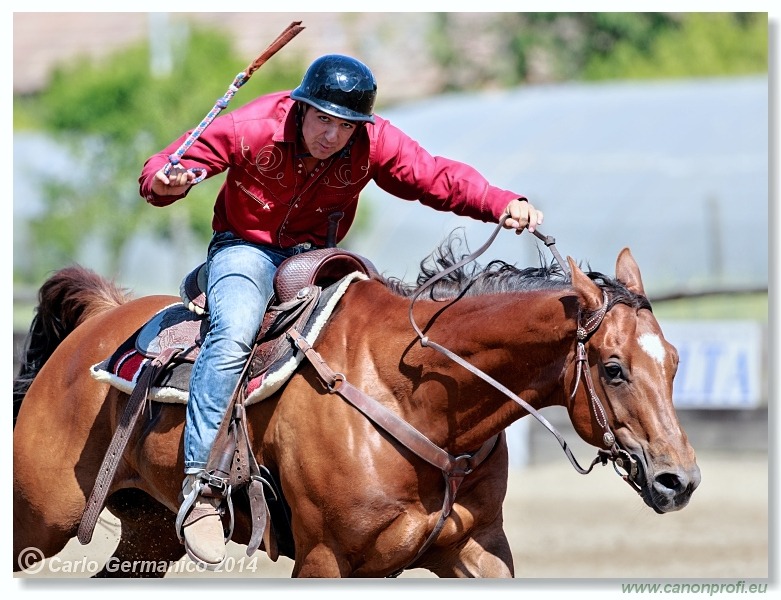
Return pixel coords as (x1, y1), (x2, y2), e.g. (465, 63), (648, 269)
(14, 25), (305, 284)
(426, 13), (766, 89)
(584, 13), (768, 79)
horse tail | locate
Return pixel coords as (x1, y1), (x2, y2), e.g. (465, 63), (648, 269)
(13, 265), (131, 424)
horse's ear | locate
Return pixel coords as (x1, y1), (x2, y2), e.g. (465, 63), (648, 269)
(615, 248), (646, 296)
(567, 256), (603, 312)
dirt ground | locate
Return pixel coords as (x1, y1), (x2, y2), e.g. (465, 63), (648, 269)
(13, 450), (769, 583)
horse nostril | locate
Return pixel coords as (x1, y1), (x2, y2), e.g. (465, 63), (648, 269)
(653, 470), (687, 496)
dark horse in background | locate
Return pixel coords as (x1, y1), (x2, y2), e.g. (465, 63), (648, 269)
(13, 230), (700, 577)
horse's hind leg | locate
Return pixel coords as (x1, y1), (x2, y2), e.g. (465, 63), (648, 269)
(13, 489), (78, 572)
(13, 435), (87, 572)
(95, 489), (184, 578)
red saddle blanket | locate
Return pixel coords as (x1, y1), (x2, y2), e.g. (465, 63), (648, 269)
(90, 272), (366, 405)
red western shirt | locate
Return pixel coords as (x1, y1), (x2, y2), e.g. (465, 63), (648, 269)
(139, 91), (523, 248)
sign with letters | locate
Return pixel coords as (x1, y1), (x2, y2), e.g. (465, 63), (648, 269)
(660, 320), (765, 409)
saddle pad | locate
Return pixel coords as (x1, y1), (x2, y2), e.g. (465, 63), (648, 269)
(136, 303), (205, 357)
(89, 271), (367, 406)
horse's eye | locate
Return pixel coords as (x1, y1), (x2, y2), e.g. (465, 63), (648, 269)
(603, 362), (624, 381)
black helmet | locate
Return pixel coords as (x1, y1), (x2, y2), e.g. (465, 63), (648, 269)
(291, 54), (377, 124)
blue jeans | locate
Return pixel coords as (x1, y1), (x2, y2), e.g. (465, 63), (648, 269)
(183, 232), (311, 473)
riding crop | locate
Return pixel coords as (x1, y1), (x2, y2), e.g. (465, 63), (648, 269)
(164, 20), (305, 183)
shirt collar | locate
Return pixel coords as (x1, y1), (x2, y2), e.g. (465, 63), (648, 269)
(274, 95), (299, 144)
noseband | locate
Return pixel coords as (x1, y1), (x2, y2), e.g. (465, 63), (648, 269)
(407, 216), (641, 492)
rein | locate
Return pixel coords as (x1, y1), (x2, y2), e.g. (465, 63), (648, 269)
(407, 217), (639, 482)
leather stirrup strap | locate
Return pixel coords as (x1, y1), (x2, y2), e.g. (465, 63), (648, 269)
(237, 401), (272, 557)
(77, 347), (181, 544)
(200, 343), (275, 557)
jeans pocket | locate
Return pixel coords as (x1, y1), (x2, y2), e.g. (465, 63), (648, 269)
(207, 231), (241, 261)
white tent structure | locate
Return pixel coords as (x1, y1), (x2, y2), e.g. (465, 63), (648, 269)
(345, 75), (768, 297)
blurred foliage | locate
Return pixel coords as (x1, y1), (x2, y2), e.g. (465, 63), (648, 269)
(428, 12), (766, 90)
(14, 25), (304, 284)
(13, 13), (768, 285)
(584, 13), (768, 80)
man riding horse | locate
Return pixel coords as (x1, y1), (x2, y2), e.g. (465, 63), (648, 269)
(139, 53), (543, 568)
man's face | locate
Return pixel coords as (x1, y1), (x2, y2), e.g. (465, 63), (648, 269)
(300, 107), (356, 160)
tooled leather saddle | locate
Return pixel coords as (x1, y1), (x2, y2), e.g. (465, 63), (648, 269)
(78, 248), (378, 560)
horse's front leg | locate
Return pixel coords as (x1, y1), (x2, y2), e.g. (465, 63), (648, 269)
(292, 542), (350, 577)
(425, 525), (514, 578)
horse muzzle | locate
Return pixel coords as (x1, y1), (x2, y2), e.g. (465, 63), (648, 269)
(630, 452), (701, 514)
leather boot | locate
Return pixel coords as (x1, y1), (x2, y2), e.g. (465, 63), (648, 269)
(180, 474), (227, 568)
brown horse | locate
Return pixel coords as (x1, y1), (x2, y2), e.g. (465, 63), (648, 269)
(13, 234), (700, 578)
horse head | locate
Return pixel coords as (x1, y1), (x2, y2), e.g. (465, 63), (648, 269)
(565, 248), (701, 513)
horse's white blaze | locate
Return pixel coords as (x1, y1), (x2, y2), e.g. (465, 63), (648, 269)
(638, 333), (666, 365)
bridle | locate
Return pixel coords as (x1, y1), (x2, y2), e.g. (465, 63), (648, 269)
(570, 290), (640, 487)
(406, 215), (641, 489)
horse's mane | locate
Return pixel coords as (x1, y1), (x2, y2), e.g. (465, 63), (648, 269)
(383, 229), (651, 312)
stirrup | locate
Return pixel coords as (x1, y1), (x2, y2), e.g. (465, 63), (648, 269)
(175, 472), (235, 544)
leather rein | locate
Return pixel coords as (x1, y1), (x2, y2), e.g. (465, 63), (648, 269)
(406, 217), (641, 487)
(288, 216), (640, 576)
